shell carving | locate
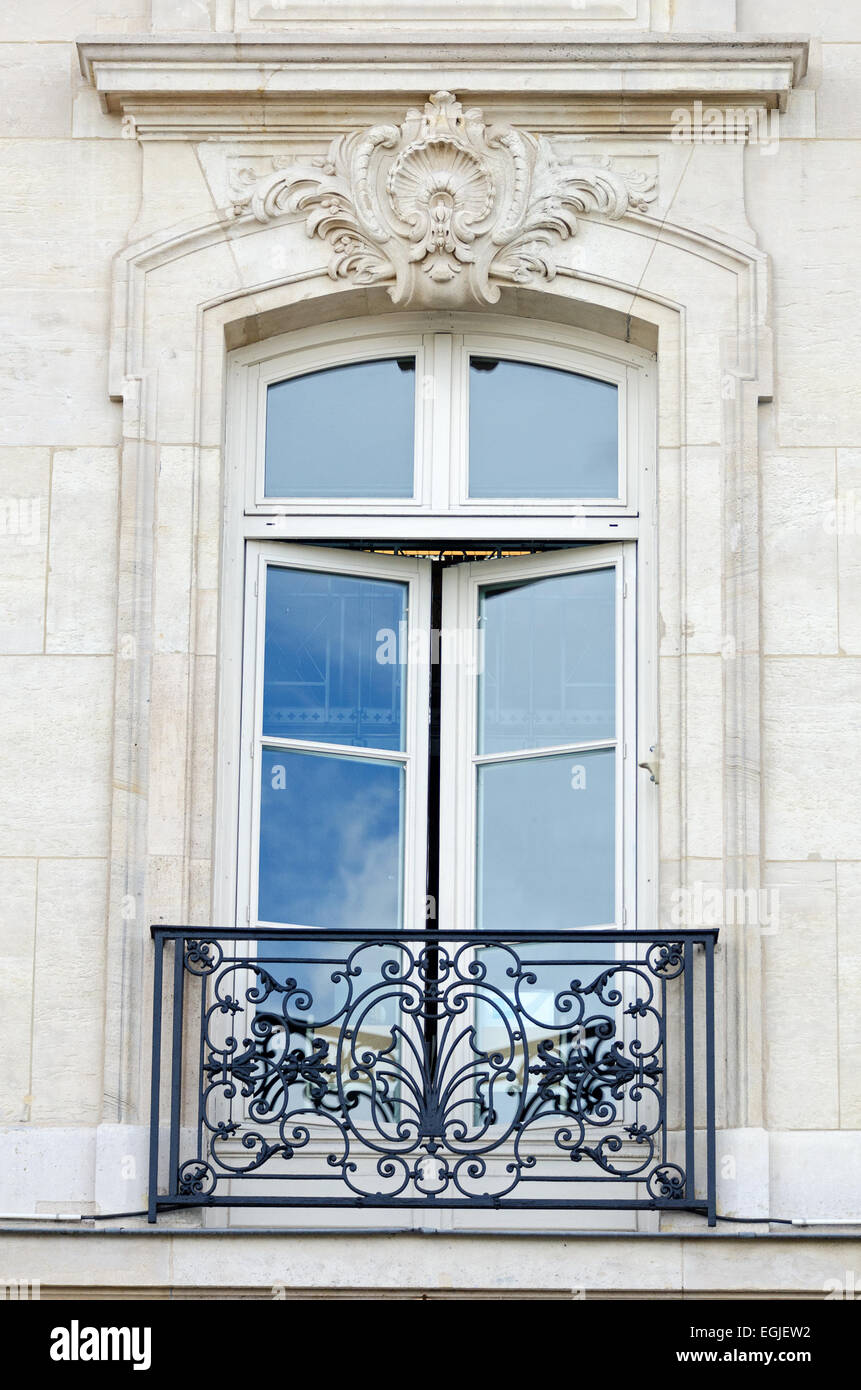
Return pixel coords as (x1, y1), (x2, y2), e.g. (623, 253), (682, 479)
(232, 92), (657, 307)
(387, 136), (495, 282)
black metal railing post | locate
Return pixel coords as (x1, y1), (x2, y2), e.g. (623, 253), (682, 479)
(167, 937), (185, 1202)
(705, 933), (717, 1226)
(147, 932), (165, 1224)
(683, 938), (695, 1208)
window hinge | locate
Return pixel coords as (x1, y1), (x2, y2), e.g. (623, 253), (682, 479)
(245, 904), (250, 922)
(253, 578), (258, 597)
(623, 907), (628, 925)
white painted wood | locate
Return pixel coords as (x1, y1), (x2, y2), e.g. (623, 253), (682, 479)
(450, 328), (632, 511)
(231, 311), (654, 519)
(236, 542), (432, 937)
(249, 329), (432, 512)
(241, 515), (640, 541)
(220, 313), (657, 949)
(438, 542), (636, 935)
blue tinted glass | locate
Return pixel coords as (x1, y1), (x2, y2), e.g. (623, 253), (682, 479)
(254, 938), (402, 1041)
(258, 749), (404, 930)
(478, 567), (615, 754)
(263, 565), (407, 751)
(469, 358), (618, 498)
(475, 940), (616, 1128)
(476, 749), (615, 931)
(265, 359), (415, 498)
(252, 938), (405, 1126)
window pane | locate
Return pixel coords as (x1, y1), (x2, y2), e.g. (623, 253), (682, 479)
(259, 748), (404, 929)
(468, 358), (618, 498)
(475, 940), (616, 1129)
(476, 749), (615, 931)
(265, 358), (415, 498)
(254, 938), (405, 1127)
(478, 567), (615, 754)
(263, 565), (407, 751)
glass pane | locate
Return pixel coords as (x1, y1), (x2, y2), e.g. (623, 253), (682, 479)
(252, 938), (406, 1129)
(265, 358), (415, 498)
(468, 357), (618, 498)
(478, 567), (615, 754)
(476, 749), (615, 931)
(474, 940), (617, 1129)
(258, 748), (404, 930)
(263, 565), (407, 751)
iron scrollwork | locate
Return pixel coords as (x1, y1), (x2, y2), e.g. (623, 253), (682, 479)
(151, 929), (716, 1218)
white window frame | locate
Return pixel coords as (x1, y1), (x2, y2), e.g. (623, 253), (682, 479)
(244, 328), (434, 512)
(228, 313), (653, 524)
(237, 543), (432, 937)
(211, 311), (659, 1232)
(439, 542), (637, 936)
(450, 330), (634, 513)
(217, 312), (657, 959)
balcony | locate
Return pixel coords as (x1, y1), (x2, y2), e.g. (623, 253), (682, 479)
(149, 927), (717, 1223)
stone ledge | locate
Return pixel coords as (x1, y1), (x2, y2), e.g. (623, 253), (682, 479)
(1, 1228), (858, 1298)
(77, 32), (809, 118)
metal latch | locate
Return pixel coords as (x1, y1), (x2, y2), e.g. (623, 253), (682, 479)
(638, 744), (660, 784)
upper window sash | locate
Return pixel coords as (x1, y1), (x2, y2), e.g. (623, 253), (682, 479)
(229, 315), (653, 520)
(244, 329), (433, 511)
(451, 332), (631, 511)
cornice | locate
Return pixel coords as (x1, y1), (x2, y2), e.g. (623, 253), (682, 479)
(78, 32), (809, 122)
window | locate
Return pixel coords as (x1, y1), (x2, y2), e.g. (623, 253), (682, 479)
(264, 357), (417, 499)
(167, 311), (669, 1219)
(440, 545), (635, 936)
(248, 545), (431, 936)
(240, 540), (634, 942)
(223, 314), (655, 948)
(233, 316), (645, 520)
(467, 357), (618, 499)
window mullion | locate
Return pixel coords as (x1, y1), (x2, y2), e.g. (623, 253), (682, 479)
(428, 332), (456, 511)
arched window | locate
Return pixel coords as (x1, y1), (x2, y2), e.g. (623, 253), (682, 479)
(217, 316), (655, 1117)
(231, 315), (647, 519)
(223, 314), (655, 939)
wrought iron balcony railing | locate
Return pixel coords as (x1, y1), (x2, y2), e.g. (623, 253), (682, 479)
(148, 927), (717, 1223)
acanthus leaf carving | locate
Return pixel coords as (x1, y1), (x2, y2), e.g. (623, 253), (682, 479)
(231, 92), (657, 307)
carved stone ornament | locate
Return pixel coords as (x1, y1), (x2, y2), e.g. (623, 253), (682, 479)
(231, 91), (657, 307)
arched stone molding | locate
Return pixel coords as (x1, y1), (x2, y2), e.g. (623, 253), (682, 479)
(103, 184), (771, 1222)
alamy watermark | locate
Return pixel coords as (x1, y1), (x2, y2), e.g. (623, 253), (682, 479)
(671, 102), (779, 153)
(50, 1321), (151, 1370)
(0, 1278), (40, 1300)
(0, 496), (41, 546)
(823, 1271), (860, 1300)
(669, 882), (780, 933)
(823, 490), (861, 535)
(376, 623), (484, 673)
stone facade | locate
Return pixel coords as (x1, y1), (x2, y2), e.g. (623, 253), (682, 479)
(0, 0), (859, 1297)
